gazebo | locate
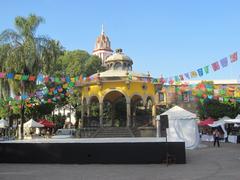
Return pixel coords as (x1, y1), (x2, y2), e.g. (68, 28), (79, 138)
(80, 49), (158, 128)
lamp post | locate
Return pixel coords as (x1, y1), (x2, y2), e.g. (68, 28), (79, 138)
(20, 81), (25, 140)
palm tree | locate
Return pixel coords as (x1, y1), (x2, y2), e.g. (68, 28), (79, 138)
(0, 14), (64, 139)
(0, 45), (11, 99)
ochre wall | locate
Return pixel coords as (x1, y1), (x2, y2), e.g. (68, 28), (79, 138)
(81, 81), (155, 103)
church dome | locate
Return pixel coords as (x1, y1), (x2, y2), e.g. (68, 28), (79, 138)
(105, 49), (133, 71)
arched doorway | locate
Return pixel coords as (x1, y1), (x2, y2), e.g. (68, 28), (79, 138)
(88, 96), (100, 127)
(145, 96), (154, 126)
(131, 95), (145, 127)
(103, 90), (127, 127)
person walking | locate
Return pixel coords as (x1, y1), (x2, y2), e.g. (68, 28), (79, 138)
(213, 129), (221, 147)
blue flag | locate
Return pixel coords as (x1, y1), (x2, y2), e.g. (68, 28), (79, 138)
(220, 57), (228, 68)
(7, 73), (14, 79)
(197, 68), (203, 76)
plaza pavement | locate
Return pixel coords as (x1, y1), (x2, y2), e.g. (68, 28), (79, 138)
(0, 142), (239, 180)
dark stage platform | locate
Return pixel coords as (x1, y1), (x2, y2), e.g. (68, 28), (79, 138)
(0, 138), (186, 164)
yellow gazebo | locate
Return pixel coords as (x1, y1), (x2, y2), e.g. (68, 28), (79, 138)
(80, 49), (157, 127)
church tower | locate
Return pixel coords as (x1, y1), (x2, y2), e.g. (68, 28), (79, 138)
(93, 25), (113, 66)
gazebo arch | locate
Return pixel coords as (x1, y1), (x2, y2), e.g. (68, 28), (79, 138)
(88, 96), (100, 127)
(101, 89), (130, 127)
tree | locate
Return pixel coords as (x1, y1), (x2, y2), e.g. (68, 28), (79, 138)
(54, 50), (103, 128)
(85, 55), (105, 76)
(55, 50), (90, 77)
(197, 98), (240, 120)
(0, 45), (11, 99)
(0, 14), (64, 139)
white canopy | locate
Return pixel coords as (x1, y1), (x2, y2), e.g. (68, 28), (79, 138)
(208, 119), (226, 127)
(159, 106), (197, 120)
(159, 106), (200, 149)
(24, 119), (44, 128)
(208, 118), (228, 138)
(0, 119), (9, 128)
(224, 119), (240, 124)
(219, 116), (231, 121)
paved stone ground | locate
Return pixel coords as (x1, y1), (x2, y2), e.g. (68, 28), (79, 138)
(0, 142), (239, 180)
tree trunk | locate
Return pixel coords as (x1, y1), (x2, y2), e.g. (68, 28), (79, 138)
(20, 103), (25, 140)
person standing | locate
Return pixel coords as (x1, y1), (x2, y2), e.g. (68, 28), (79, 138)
(213, 129), (221, 147)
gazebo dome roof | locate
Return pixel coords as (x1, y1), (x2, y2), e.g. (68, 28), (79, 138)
(105, 49), (133, 63)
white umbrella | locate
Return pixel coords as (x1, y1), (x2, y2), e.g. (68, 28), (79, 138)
(24, 119), (44, 128)
(0, 119), (9, 128)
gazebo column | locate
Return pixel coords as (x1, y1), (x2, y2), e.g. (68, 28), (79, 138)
(99, 102), (103, 127)
(152, 104), (156, 126)
(126, 102), (131, 127)
(131, 103), (136, 127)
(111, 103), (115, 126)
(87, 103), (90, 117)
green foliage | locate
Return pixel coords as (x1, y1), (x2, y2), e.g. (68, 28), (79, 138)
(0, 99), (9, 118)
(0, 14), (64, 95)
(55, 50), (89, 77)
(25, 103), (55, 120)
(197, 98), (240, 119)
(48, 114), (65, 129)
(0, 14), (105, 129)
(0, 99), (21, 119)
(85, 55), (105, 76)
(54, 50), (103, 77)
(90, 102), (99, 117)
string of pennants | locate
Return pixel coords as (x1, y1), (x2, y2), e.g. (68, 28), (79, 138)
(162, 82), (240, 104)
(0, 51), (238, 85)
(0, 83), (74, 108)
(151, 51), (238, 84)
(0, 50), (239, 108)
(0, 72), (97, 85)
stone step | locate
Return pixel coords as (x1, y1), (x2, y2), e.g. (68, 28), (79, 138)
(94, 127), (134, 138)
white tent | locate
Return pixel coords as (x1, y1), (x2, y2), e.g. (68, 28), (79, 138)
(0, 119), (9, 128)
(158, 106), (200, 149)
(24, 119), (44, 128)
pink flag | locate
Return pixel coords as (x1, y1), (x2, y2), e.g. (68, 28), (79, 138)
(0, 72), (6, 78)
(230, 52), (238, 63)
(211, 61), (220, 71)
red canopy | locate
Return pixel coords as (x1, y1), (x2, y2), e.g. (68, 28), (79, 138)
(38, 119), (55, 128)
(198, 117), (215, 126)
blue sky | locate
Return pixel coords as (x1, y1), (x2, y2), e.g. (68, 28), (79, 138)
(1, 0), (240, 80)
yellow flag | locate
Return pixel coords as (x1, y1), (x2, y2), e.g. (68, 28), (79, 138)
(190, 71), (198, 78)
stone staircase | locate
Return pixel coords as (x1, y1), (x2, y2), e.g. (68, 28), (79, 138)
(93, 127), (135, 138)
